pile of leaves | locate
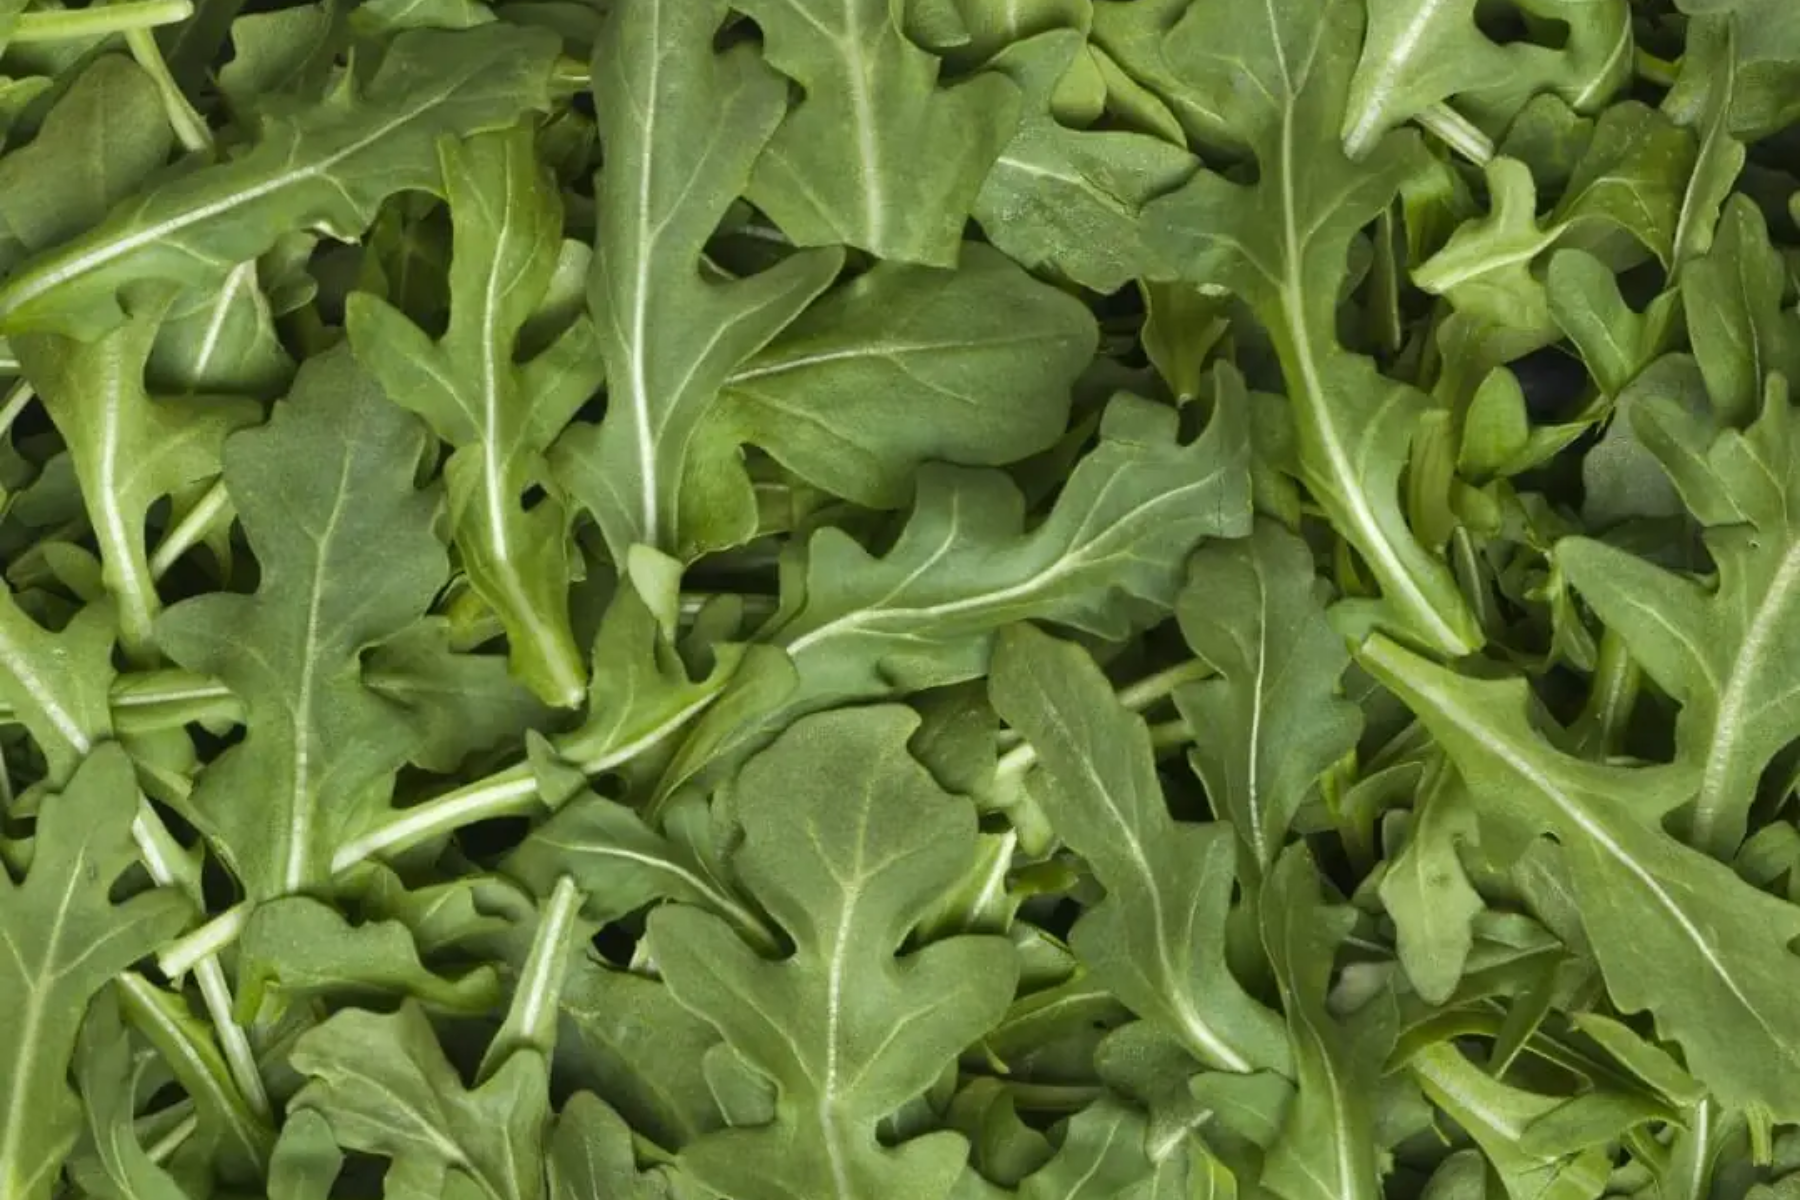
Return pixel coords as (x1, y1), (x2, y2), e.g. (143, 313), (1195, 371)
(7, 0), (1800, 1195)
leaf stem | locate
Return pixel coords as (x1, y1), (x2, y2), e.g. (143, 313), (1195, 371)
(1635, 49), (1680, 87)
(0, 379), (34, 441)
(145, 1110), (199, 1164)
(157, 902), (249, 979)
(125, 27), (212, 154)
(1416, 103), (1494, 166)
(11, 0), (194, 42)
(150, 480), (232, 580)
(477, 875), (584, 1084)
(129, 808), (269, 1117)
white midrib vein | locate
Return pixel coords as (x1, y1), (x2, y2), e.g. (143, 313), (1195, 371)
(473, 152), (580, 704)
(0, 856), (85, 1184)
(194, 262), (256, 377)
(1341, 0), (1447, 158)
(0, 72), (478, 317)
(820, 896), (858, 1199)
(93, 356), (156, 648)
(626, 9), (664, 548)
(1275, 102), (1465, 655)
(782, 471), (1224, 658)
(1695, 536), (1800, 848)
(0, 621), (93, 753)
(1043, 691), (1252, 1073)
(1412, 667), (1781, 1043)
(283, 452), (355, 892)
(840, 0), (885, 249)
(1246, 563), (1270, 865)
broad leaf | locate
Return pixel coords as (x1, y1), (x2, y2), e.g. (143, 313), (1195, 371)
(991, 624), (1291, 1076)
(0, 745), (193, 1200)
(732, 0), (1020, 264)
(157, 345), (446, 899)
(1360, 634), (1800, 1122)
(1175, 520), (1362, 875)
(1139, 0), (1481, 655)
(349, 124), (605, 706)
(289, 1001), (549, 1200)
(0, 27), (561, 337)
(649, 706), (1020, 1200)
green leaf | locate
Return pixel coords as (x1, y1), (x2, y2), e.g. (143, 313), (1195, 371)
(156, 345), (447, 900)
(70, 987), (193, 1200)
(348, 124), (604, 707)
(1360, 634), (1800, 1123)
(972, 29), (1198, 291)
(649, 706), (1020, 1200)
(237, 895), (502, 1017)
(1680, 195), (1800, 426)
(0, 27), (561, 338)
(1559, 385), (1800, 856)
(663, 391), (1249, 794)
(991, 623), (1291, 1076)
(17, 298), (260, 659)
(717, 242), (1094, 509)
(364, 618), (555, 774)
(1174, 520), (1362, 875)
(0, 744), (193, 1200)
(1016, 1100), (1158, 1199)
(550, 0), (841, 574)
(1139, 0), (1481, 656)
(0, 592), (116, 786)
(732, 0), (1020, 264)
(1377, 759), (1484, 1004)
(1258, 845), (1391, 1200)
(290, 1000), (549, 1200)
(0, 55), (173, 275)
(548, 1092), (672, 1200)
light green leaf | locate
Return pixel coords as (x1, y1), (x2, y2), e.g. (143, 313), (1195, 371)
(349, 124), (604, 707)
(290, 1001), (549, 1200)
(1139, 0), (1481, 656)
(718, 242), (1093, 508)
(148, 255), (298, 398)
(236, 895), (502, 1017)
(156, 345), (447, 900)
(0, 745), (193, 1200)
(733, 0), (1020, 264)
(1017, 1100), (1157, 1199)
(650, 707), (1020, 1200)
(1378, 759), (1484, 1004)
(267, 1111), (343, 1200)
(0, 592), (116, 786)
(17, 299), (260, 659)
(663, 391), (1249, 795)
(0, 55), (173, 275)
(991, 624), (1290, 1076)
(1360, 634), (1800, 1122)
(548, 1092), (672, 1200)
(973, 29), (1198, 291)
(1680, 195), (1800, 426)
(1557, 385), (1800, 858)
(1175, 520), (1362, 875)
(70, 988), (193, 1200)
(1258, 846), (1390, 1200)
(551, 0), (841, 572)
(0, 27), (561, 338)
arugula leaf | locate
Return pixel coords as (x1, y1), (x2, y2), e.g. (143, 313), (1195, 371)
(156, 344), (446, 899)
(550, 0), (841, 573)
(1139, 0), (1481, 655)
(649, 707), (1020, 1200)
(0, 27), (561, 337)
(991, 623), (1290, 1076)
(16, 299), (259, 660)
(1361, 635), (1800, 1122)
(349, 124), (604, 707)
(731, 0), (1020, 265)
(290, 1001), (550, 1199)
(1174, 520), (1362, 875)
(0, 745), (193, 1200)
